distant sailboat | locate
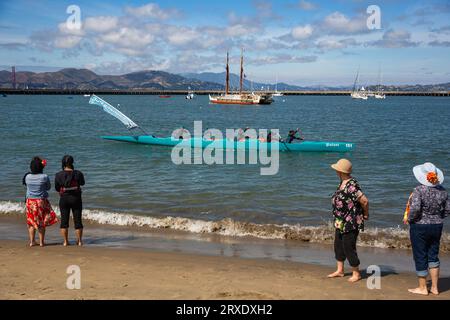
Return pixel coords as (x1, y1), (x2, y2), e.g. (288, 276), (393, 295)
(186, 87), (195, 100)
(351, 68), (368, 100)
(374, 67), (386, 99)
(272, 75), (284, 97)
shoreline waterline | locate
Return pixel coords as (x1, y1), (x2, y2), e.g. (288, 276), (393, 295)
(1, 200), (449, 253)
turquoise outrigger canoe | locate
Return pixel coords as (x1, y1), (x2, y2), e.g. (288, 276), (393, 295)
(101, 135), (354, 152)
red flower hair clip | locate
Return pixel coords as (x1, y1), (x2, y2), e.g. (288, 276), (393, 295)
(427, 172), (439, 185)
(41, 159), (47, 167)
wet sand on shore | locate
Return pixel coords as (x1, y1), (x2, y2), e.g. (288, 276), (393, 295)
(1, 239), (449, 300)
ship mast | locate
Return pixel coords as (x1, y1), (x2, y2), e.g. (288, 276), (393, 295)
(226, 52), (230, 95)
(352, 67), (360, 92)
(239, 48), (244, 94)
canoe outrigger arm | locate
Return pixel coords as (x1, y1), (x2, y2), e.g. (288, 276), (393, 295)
(89, 94), (151, 136)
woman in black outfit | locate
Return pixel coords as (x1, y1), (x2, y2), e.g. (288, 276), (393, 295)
(55, 155), (85, 246)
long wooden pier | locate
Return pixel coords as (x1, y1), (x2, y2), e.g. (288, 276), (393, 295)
(1, 88), (449, 96)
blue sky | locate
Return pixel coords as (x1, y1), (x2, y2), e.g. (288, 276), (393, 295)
(0, 0), (449, 85)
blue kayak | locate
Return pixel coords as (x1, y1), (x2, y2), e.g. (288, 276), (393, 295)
(102, 135), (354, 152)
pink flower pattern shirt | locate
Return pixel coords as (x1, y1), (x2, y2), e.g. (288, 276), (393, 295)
(332, 178), (364, 233)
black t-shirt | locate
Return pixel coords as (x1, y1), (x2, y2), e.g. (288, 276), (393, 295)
(55, 170), (85, 196)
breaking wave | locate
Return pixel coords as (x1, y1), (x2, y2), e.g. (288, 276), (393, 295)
(1, 201), (449, 252)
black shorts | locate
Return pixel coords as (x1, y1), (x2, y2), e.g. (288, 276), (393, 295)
(334, 229), (360, 267)
(59, 195), (83, 229)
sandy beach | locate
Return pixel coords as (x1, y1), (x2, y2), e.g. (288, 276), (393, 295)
(1, 239), (449, 300)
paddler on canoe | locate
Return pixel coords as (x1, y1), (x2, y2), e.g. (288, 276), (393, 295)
(286, 128), (304, 144)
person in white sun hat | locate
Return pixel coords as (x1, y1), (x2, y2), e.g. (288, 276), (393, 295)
(404, 162), (449, 296)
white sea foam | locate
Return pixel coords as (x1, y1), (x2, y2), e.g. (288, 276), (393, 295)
(0, 201), (25, 214)
(1, 201), (448, 251)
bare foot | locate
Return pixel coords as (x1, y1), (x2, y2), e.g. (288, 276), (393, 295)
(327, 271), (345, 278)
(430, 288), (439, 296)
(63, 242), (70, 247)
(39, 243), (45, 247)
(348, 275), (362, 283)
(408, 288), (429, 296)
(77, 241), (83, 247)
(29, 241), (38, 247)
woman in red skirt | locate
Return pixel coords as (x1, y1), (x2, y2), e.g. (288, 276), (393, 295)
(23, 157), (58, 247)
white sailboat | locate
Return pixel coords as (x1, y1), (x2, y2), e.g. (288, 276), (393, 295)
(186, 87), (195, 100)
(272, 75), (284, 97)
(374, 67), (386, 99)
(351, 69), (368, 100)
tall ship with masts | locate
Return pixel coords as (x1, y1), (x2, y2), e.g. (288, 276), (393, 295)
(209, 50), (273, 105)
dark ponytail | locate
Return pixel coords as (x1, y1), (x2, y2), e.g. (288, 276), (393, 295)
(62, 155), (74, 170)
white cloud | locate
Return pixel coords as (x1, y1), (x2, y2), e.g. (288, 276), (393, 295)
(249, 54), (317, 65)
(100, 27), (154, 49)
(167, 27), (199, 46)
(291, 24), (313, 40)
(321, 12), (368, 35)
(370, 29), (419, 48)
(84, 16), (118, 33)
(225, 24), (256, 37)
(54, 36), (82, 49)
(315, 38), (358, 51)
(58, 22), (84, 36)
(125, 3), (177, 20)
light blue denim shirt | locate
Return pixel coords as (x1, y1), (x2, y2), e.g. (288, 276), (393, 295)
(25, 174), (51, 199)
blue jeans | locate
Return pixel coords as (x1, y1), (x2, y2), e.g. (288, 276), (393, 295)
(410, 223), (443, 277)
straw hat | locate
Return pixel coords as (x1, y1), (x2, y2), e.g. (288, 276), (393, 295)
(413, 162), (444, 187)
(331, 159), (353, 174)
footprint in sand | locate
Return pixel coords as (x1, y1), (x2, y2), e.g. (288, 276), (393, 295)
(216, 291), (275, 299)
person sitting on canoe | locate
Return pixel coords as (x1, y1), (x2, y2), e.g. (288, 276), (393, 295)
(204, 128), (216, 141)
(174, 127), (189, 140)
(287, 129), (304, 144)
(237, 127), (251, 142)
(265, 131), (282, 143)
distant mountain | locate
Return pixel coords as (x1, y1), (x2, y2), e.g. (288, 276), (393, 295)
(0, 68), (224, 90)
(366, 83), (450, 92)
(182, 72), (308, 91)
(0, 68), (448, 91)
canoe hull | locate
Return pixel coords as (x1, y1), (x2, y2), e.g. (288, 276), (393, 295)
(101, 136), (354, 152)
